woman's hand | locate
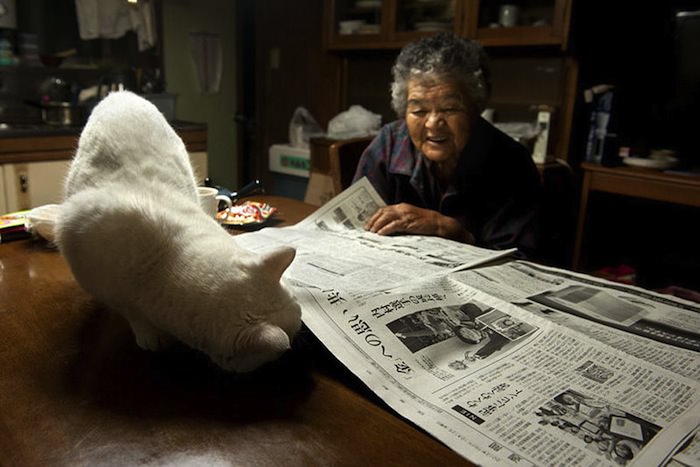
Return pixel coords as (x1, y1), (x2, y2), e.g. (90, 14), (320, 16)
(365, 203), (475, 243)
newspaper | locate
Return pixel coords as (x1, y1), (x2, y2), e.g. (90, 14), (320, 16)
(236, 178), (700, 467)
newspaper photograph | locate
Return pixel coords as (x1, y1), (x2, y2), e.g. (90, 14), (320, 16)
(450, 261), (700, 381)
(234, 180), (699, 466)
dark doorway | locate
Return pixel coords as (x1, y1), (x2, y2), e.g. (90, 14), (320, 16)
(234, 0), (257, 188)
(234, 1), (341, 195)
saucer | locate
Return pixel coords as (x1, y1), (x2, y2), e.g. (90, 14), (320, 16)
(622, 156), (678, 170)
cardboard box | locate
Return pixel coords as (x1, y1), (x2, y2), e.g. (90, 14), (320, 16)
(269, 144), (311, 178)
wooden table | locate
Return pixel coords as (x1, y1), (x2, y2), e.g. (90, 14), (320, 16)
(572, 162), (700, 271)
(0, 195), (471, 466)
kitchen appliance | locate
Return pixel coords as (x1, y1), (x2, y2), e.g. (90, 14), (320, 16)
(0, 0), (17, 65)
(98, 68), (137, 98)
(24, 76), (86, 126)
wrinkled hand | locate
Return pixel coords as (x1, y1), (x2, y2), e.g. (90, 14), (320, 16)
(365, 203), (475, 243)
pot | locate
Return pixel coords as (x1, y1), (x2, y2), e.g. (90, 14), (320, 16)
(40, 101), (85, 126)
(25, 99), (85, 126)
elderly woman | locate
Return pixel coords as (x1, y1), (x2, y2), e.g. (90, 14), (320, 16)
(352, 33), (541, 257)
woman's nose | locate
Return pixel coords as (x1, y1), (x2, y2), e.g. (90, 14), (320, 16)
(425, 111), (445, 127)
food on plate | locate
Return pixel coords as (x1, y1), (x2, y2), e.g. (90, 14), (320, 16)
(216, 201), (277, 225)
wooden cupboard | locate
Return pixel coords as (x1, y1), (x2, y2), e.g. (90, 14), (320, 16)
(323, 0), (578, 165)
(0, 127), (207, 213)
(325, 0), (572, 50)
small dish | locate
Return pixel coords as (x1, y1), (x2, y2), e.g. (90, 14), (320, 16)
(357, 24), (380, 34)
(355, 0), (381, 8)
(216, 201), (277, 226)
(338, 19), (366, 35)
(622, 156), (679, 170)
(414, 21), (452, 32)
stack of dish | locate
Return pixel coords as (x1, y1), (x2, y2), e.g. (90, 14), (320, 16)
(338, 20), (366, 35)
(622, 149), (679, 170)
(414, 21), (452, 32)
(355, 0), (381, 7)
(357, 23), (380, 34)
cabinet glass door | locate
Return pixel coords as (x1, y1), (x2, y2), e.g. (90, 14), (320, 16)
(471, 0), (571, 48)
(332, 0), (383, 39)
(394, 0), (455, 35)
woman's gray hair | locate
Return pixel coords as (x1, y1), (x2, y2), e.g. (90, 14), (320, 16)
(390, 33), (491, 117)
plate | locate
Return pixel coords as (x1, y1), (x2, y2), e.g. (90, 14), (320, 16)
(622, 156), (679, 170)
(415, 21), (452, 32)
(356, 0), (381, 7)
(216, 201), (277, 226)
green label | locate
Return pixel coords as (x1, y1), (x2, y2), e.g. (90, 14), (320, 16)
(280, 155), (310, 171)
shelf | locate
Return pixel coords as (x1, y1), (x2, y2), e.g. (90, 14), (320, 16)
(475, 25), (565, 47)
(326, 0), (571, 50)
(324, 0), (577, 164)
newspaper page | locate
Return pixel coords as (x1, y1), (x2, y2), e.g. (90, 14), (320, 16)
(295, 276), (699, 467)
(237, 177), (515, 303)
(294, 176), (387, 231)
(449, 261), (700, 381)
(234, 181), (699, 466)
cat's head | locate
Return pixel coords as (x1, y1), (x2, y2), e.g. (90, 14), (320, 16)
(207, 246), (302, 373)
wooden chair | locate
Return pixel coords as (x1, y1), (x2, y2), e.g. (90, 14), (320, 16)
(305, 136), (374, 205)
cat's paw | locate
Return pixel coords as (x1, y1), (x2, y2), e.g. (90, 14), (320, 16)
(210, 323), (292, 372)
(133, 329), (175, 351)
(125, 315), (174, 351)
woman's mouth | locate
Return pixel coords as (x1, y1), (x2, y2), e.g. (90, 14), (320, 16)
(426, 135), (448, 144)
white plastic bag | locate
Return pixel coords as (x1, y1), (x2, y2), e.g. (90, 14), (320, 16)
(289, 106), (325, 148)
(327, 105), (381, 139)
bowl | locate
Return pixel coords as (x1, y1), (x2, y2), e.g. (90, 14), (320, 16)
(338, 20), (366, 34)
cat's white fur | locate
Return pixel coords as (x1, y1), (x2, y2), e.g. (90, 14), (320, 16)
(56, 91), (301, 372)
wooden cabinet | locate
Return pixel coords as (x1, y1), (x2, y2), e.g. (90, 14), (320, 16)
(467, 0), (572, 48)
(326, 0), (572, 50)
(1, 160), (73, 212)
(0, 127), (208, 213)
(324, 0), (577, 164)
(0, 153), (208, 213)
(0, 166), (7, 214)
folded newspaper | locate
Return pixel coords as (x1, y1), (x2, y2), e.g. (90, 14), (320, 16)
(237, 177), (700, 467)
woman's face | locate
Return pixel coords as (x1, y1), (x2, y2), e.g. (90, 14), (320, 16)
(456, 326), (483, 344)
(405, 78), (473, 163)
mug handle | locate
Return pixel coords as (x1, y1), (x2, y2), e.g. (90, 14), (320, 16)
(216, 195), (232, 211)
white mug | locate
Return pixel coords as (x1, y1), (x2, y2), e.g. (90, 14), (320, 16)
(197, 186), (232, 218)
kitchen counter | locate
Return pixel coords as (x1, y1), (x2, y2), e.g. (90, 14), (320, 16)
(0, 121), (208, 213)
(0, 120), (206, 138)
(0, 120), (207, 164)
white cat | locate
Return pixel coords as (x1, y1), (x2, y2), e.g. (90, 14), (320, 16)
(56, 91), (301, 372)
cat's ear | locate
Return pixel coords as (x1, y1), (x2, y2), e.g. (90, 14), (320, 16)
(258, 246), (296, 281)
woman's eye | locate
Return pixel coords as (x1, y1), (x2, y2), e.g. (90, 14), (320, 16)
(410, 110), (428, 117)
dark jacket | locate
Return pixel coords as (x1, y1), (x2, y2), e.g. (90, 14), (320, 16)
(353, 117), (542, 257)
